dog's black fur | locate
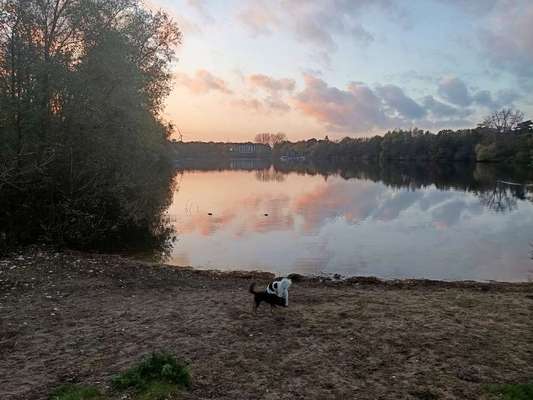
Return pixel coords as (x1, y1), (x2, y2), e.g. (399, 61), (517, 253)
(249, 282), (286, 312)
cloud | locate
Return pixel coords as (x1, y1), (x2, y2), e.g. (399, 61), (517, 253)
(264, 97), (291, 112)
(477, 1), (533, 79)
(187, 0), (214, 22)
(248, 74), (296, 93)
(231, 73), (295, 113)
(441, 0), (499, 15)
(472, 89), (520, 110)
(376, 84), (426, 119)
(237, 1), (279, 36)
(291, 72), (522, 134)
(293, 75), (390, 133)
(174, 70), (233, 94)
(436, 76), (519, 111)
(422, 95), (469, 118)
(231, 98), (264, 111)
(437, 77), (472, 107)
(231, 96), (291, 113)
(237, 0), (399, 60)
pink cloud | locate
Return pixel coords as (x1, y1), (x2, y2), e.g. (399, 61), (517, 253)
(174, 69), (233, 94)
(293, 74), (389, 133)
(248, 74), (295, 93)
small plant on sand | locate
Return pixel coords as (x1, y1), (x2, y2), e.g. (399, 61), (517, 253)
(49, 384), (105, 400)
(485, 383), (533, 400)
(111, 351), (190, 398)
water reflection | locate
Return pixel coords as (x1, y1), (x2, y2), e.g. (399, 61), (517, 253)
(164, 162), (533, 281)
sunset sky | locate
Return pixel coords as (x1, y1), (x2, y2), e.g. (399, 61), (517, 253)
(151, 0), (533, 142)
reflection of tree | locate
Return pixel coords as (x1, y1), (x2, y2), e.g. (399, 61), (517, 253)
(477, 185), (518, 213)
(255, 169), (286, 182)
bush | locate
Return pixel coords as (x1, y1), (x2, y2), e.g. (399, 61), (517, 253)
(485, 383), (533, 400)
(111, 352), (191, 393)
(49, 384), (104, 400)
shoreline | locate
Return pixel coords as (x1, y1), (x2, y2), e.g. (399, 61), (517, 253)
(1, 247), (532, 399)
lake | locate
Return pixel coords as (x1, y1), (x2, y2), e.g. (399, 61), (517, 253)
(163, 162), (533, 282)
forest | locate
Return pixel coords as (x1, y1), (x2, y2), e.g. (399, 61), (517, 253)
(273, 113), (533, 164)
(0, 0), (180, 253)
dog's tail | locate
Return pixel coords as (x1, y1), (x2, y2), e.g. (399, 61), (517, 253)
(249, 282), (259, 294)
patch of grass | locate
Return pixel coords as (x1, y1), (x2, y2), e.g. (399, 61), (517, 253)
(136, 381), (180, 400)
(49, 384), (105, 400)
(485, 383), (533, 400)
(111, 352), (190, 394)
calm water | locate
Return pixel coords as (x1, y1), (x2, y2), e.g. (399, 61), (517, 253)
(163, 163), (533, 282)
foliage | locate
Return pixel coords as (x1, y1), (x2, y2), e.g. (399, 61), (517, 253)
(111, 352), (191, 393)
(485, 383), (533, 400)
(135, 382), (181, 400)
(0, 0), (181, 252)
(49, 384), (104, 400)
(273, 127), (533, 164)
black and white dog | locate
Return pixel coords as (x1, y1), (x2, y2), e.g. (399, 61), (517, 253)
(249, 277), (292, 312)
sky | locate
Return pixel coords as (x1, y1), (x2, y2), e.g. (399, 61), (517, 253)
(150, 0), (533, 142)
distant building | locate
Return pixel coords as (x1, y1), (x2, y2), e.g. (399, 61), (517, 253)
(228, 142), (270, 157)
(229, 143), (257, 154)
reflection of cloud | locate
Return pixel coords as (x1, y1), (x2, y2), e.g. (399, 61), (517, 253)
(292, 181), (383, 232)
(431, 200), (467, 229)
(177, 194), (293, 236)
(180, 210), (236, 236)
(374, 191), (422, 221)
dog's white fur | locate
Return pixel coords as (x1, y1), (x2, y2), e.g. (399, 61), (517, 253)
(266, 277), (292, 306)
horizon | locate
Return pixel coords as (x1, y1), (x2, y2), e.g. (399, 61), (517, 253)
(152, 0), (533, 142)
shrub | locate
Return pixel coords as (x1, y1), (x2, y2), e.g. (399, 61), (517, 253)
(111, 352), (191, 393)
(49, 384), (104, 400)
(485, 383), (533, 400)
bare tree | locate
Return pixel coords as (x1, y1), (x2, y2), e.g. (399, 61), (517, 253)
(271, 132), (287, 145)
(254, 132), (271, 145)
(481, 109), (524, 133)
(254, 132), (287, 147)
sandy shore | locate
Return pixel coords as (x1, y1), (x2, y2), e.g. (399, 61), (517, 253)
(1, 248), (532, 399)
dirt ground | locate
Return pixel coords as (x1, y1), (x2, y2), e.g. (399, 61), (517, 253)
(1, 248), (532, 400)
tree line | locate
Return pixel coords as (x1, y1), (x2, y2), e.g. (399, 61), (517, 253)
(0, 0), (181, 253)
(273, 110), (533, 164)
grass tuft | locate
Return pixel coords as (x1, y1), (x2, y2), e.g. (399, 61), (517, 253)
(49, 384), (104, 400)
(485, 383), (533, 400)
(111, 351), (190, 394)
(136, 381), (180, 400)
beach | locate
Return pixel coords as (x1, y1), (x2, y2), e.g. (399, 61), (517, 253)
(1, 248), (532, 399)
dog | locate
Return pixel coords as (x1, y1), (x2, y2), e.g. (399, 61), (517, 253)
(249, 277), (292, 313)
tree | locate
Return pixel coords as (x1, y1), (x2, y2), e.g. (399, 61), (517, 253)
(515, 120), (532, 134)
(254, 132), (271, 145)
(271, 132), (287, 145)
(254, 132), (287, 147)
(480, 109), (524, 133)
(0, 0), (181, 251)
